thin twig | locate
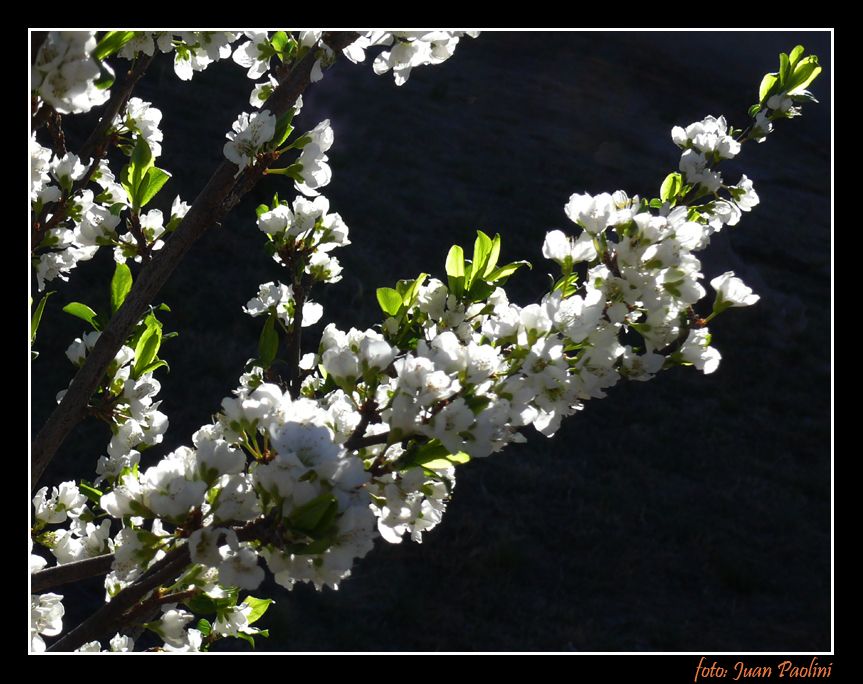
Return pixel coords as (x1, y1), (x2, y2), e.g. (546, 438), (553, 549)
(32, 33), (359, 489)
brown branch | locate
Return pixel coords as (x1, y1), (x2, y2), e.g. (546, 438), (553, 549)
(344, 431), (392, 452)
(79, 53), (154, 162)
(32, 32), (360, 490)
(287, 279), (307, 398)
(46, 110), (67, 157)
(47, 544), (191, 652)
(31, 553), (114, 594)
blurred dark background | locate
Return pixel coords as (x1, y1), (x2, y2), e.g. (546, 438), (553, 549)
(32, 31), (831, 652)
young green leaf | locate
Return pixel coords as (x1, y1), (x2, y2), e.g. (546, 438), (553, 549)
(62, 302), (100, 330)
(484, 233), (501, 278)
(402, 273), (428, 308)
(258, 313), (279, 368)
(445, 244), (465, 297)
(136, 359), (169, 376)
(779, 52), (791, 87)
(758, 72), (779, 104)
(788, 45), (805, 71)
(133, 322), (162, 378)
(467, 230), (493, 291)
(271, 109), (296, 149)
(486, 260), (530, 283)
(92, 31), (137, 60)
(78, 482), (103, 504)
(289, 493), (338, 534)
(137, 167), (171, 208)
(196, 619), (212, 637)
(786, 55), (821, 95)
(660, 172), (683, 203)
(31, 291), (54, 344)
(124, 137), (155, 208)
(110, 262), (133, 314)
(270, 31), (289, 54)
(94, 60), (115, 90)
(242, 596), (274, 625)
(376, 287), (403, 317)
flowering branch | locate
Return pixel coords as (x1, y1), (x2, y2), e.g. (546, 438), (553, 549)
(47, 545), (191, 652)
(31, 32), (359, 488)
(30, 33), (821, 654)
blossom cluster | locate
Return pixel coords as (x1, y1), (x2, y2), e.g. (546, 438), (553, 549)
(31, 97), (188, 289)
(32, 31), (108, 114)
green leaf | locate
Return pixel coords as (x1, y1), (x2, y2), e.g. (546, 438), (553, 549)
(447, 452), (471, 465)
(158, 303), (171, 312)
(407, 441), (471, 471)
(788, 45), (805, 71)
(787, 56), (821, 95)
(110, 262), (133, 315)
(94, 60), (115, 90)
(648, 198), (663, 209)
(748, 103), (762, 118)
(132, 321), (162, 378)
(758, 72), (779, 104)
(136, 359), (169, 376)
(467, 230), (493, 291)
(92, 31), (137, 60)
(78, 482), (103, 504)
(236, 632), (256, 649)
(270, 31), (289, 54)
(187, 594), (217, 615)
(31, 291), (54, 344)
(137, 167), (171, 208)
(258, 314), (279, 368)
(445, 245), (465, 297)
(376, 287), (403, 317)
(272, 109), (296, 149)
(255, 204), (270, 218)
(125, 137), (154, 208)
(779, 52), (791, 87)
(196, 619), (212, 637)
(62, 302), (100, 330)
(416, 456), (456, 470)
(660, 172), (682, 203)
(289, 493), (338, 534)
(484, 233), (501, 278)
(485, 260), (530, 283)
(242, 596), (274, 625)
(402, 273), (427, 308)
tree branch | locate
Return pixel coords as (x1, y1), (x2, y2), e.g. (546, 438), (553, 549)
(32, 33), (360, 489)
(79, 53), (154, 162)
(47, 544), (191, 652)
(344, 431), (392, 452)
(31, 553), (114, 594)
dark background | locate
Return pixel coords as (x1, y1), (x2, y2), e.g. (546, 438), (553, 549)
(33, 31), (831, 652)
